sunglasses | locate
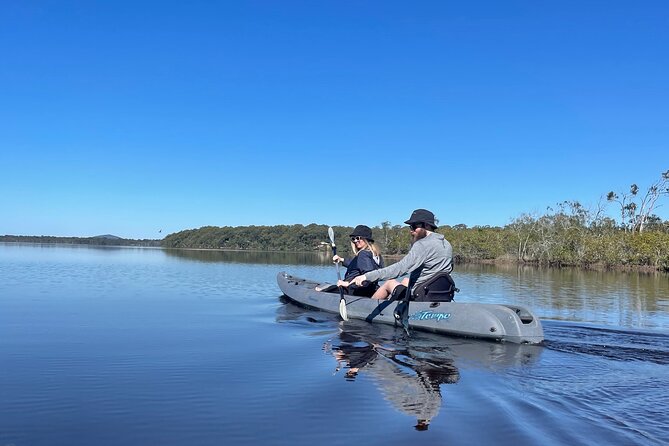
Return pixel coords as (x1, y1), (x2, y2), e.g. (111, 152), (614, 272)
(409, 223), (424, 231)
(350, 236), (364, 242)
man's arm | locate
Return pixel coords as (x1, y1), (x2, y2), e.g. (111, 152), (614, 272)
(365, 244), (427, 283)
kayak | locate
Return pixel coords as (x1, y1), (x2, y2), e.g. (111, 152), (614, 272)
(277, 272), (544, 344)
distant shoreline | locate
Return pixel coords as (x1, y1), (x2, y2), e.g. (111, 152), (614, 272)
(2, 241), (665, 274)
(0, 235), (161, 248)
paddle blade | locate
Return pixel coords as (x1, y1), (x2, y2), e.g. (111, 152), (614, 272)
(339, 297), (348, 321)
(393, 301), (411, 336)
(328, 227), (335, 245)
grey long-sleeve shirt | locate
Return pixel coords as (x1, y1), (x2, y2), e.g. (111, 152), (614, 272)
(364, 232), (453, 292)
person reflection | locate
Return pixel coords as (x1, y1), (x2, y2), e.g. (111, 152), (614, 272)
(324, 330), (459, 431)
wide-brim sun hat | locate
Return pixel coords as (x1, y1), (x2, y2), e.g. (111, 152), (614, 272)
(404, 209), (437, 229)
(349, 225), (374, 242)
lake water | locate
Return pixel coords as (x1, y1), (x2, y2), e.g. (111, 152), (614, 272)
(1, 243), (667, 445)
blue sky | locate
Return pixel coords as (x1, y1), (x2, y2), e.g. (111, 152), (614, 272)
(2, 1), (667, 239)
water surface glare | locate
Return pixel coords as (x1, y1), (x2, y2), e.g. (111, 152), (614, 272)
(1, 244), (667, 445)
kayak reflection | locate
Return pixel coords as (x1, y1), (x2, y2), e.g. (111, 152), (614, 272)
(325, 321), (459, 431)
(324, 319), (542, 431)
(277, 298), (543, 431)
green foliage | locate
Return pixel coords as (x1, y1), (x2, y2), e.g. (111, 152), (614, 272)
(157, 206), (669, 272)
(161, 224), (360, 255)
(441, 225), (509, 261)
(10, 169), (669, 272)
(5, 217), (668, 271)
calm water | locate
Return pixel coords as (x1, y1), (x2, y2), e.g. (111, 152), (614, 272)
(1, 244), (667, 445)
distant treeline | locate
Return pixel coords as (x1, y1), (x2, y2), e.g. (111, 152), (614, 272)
(162, 202), (669, 272)
(0, 235), (161, 247)
(162, 224), (354, 252)
(5, 217), (669, 271)
(7, 171), (669, 271)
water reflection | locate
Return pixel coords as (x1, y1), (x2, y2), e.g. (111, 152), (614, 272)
(277, 301), (543, 431)
(163, 248), (331, 265)
(455, 263), (669, 330)
(3, 243), (666, 330)
(324, 321), (459, 431)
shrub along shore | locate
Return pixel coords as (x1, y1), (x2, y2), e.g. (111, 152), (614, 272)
(4, 221), (668, 272)
(160, 209), (669, 273)
(5, 195), (669, 272)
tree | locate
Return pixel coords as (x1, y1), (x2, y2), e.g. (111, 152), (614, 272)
(507, 213), (539, 261)
(634, 170), (669, 233)
(380, 221), (391, 247)
(607, 170), (669, 233)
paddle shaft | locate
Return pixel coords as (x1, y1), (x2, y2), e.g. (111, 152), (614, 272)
(328, 227), (348, 320)
(394, 263), (419, 336)
(332, 245), (342, 280)
(331, 245), (346, 295)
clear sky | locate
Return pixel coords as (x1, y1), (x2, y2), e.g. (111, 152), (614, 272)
(2, 1), (668, 239)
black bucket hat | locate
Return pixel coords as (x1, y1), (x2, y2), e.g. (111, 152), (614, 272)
(404, 209), (437, 229)
(349, 225), (374, 242)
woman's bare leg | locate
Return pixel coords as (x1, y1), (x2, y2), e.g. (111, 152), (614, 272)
(372, 277), (410, 300)
(371, 279), (400, 300)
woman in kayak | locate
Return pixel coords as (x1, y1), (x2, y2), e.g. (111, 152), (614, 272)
(332, 225), (384, 297)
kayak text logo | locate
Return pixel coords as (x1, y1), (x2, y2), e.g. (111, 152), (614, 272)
(410, 310), (451, 322)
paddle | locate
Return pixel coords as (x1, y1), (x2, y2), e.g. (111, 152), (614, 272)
(394, 272), (417, 336)
(328, 227), (348, 321)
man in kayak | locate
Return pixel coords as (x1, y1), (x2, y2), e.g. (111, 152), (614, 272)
(345, 209), (453, 300)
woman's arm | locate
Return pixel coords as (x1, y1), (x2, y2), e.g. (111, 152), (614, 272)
(333, 255), (351, 268)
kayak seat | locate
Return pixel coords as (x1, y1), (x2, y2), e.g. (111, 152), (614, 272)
(315, 282), (380, 297)
(413, 272), (459, 302)
(349, 280), (380, 297)
(315, 284), (339, 293)
(389, 284), (408, 301)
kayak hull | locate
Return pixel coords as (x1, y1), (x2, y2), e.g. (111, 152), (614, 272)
(277, 272), (544, 344)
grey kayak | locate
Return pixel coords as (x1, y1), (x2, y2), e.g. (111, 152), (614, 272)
(277, 272), (544, 345)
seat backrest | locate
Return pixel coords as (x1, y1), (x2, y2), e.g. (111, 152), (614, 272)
(413, 272), (459, 302)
